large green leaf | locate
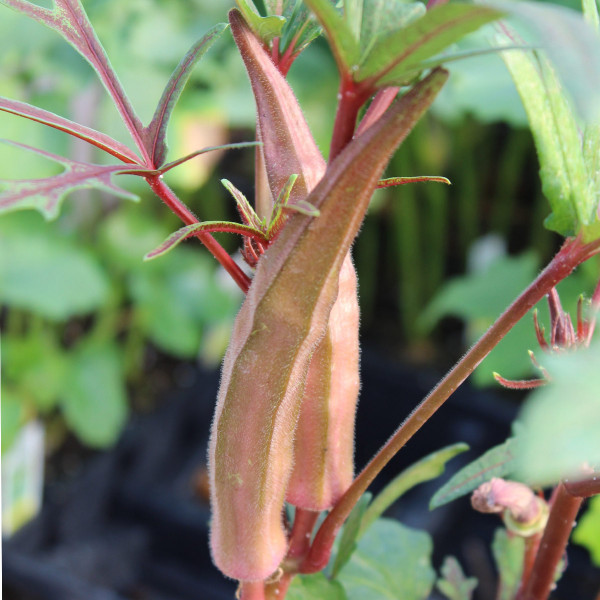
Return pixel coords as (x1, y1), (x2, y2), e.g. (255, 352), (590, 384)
(60, 342), (128, 448)
(0, 213), (110, 320)
(337, 518), (435, 600)
(356, 4), (502, 86)
(513, 342), (600, 486)
(497, 29), (591, 237)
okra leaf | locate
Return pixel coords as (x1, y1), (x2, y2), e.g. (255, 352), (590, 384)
(337, 518), (435, 600)
(276, 0), (322, 59)
(0, 97), (141, 164)
(302, 0), (360, 72)
(583, 0), (600, 30)
(144, 221), (267, 261)
(436, 556), (478, 600)
(331, 492), (372, 579)
(361, 443), (469, 534)
(236, 0), (285, 43)
(0, 140), (147, 219)
(513, 343), (600, 486)
(492, 528), (525, 600)
(0, 0), (145, 155)
(430, 439), (517, 510)
(498, 27), (591, 237)
(144, 24), (228, 168)
(356, 4), (503, 86)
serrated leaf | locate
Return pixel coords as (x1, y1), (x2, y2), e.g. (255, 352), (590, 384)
(498, 29), (590, 236)
(362, 443), (469, 534)
(430, 440), (516, 509)
(513, 342), (600, 486)
(144, 221), (266, 261)
(61, 342), (128, 448)
(144, 24), (227, 167)
(573, 495), (600, 566)
(0, 213), (111, 320)
(492, 528), (525, 600)
(0, 97), (141, 164)
(0, 140), (145, 219)
(287, 572), (347, 600)
(303, 0), (360, 71)
(436, 556), (478, 600)
(236, 0), (285, 43)
(356, 4), (503, 86)
(338, 518), (435, 600)
(331, 492), (372, 579)
(359, 0), (426, 60)
(0, 0), (146, 156)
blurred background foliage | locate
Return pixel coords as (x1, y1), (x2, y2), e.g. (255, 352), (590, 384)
(1, 0), (599, 454)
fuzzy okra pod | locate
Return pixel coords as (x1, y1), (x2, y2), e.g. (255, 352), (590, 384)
(210, 11), (448, 581)
(230, 10), (360, 512)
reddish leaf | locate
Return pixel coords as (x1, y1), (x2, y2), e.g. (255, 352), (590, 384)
(1, 0), (147, 161)
(377, 175), (451, 188)
(145, 221), (267, 260)
(143, 24), (228, 167)
(0, 96), (141, 164)
(0, 140), (151, 219)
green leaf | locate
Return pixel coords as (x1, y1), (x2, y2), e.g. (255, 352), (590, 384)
(583, 0), (600, 30)
(144, 24), (228, 167)
(287, 573), (348, 600)
(573, 495), (600, 566)
(358, 0), (426, 60)
(276, 0), (322, 58)
(430, 440), (516, 510)
(331, 492), (372, 578)
(61, 342), (128, 448)
(338, 518), (435, 600)
(303, 0), (360, 72)
(0, 213), (110, 320)
(362, 443), (469, 533)
(0, 140), (144, 219)
(436, 556), (478, 600)
(2, 332), (68, 412)
(513, 342), (600, 486)
(420, 252), (540, 385)
(356, 4), (503, 86)
(1, 388), (25, 454)
(498, 33), (590, 236)
(235, 0), (286, 43)
(130, 250), (240, 358)
(492, 528), (525, 600)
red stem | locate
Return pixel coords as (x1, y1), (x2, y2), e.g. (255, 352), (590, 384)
(518, 484), (584, 600)
(146, 175), (251, 293)
(240, 581), (267, 600)
(302, 236), (600, 574)
(518, 531), (543, 597)
(329, 77), (370, 161)
(563, 475), (600, 498)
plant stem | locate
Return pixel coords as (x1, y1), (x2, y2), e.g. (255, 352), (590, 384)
(302, 235), (600, 573)
(329, 77), (370, 161)
(518, 531), (543, 597)
(146, 175), (251, 293)
(518, 484), (584, 600)
(240, 581), (267, 600)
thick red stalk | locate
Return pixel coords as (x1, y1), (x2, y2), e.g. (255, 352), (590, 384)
(518, 484), (584, 600)
(302, 235), (600, 573)
(329, 77), (371, 161)
(146, 176), (251, 292)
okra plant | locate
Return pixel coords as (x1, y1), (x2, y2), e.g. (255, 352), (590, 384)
(2, 0), (600, 599)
